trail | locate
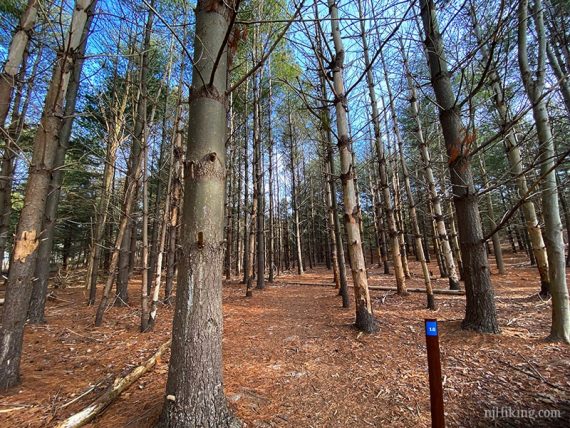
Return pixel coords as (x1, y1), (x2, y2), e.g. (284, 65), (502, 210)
(1, 261), (569, 427)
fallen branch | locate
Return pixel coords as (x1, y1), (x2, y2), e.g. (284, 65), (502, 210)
(0, 406), (27, 414)
(55, 340), (171, 428)
(289, 282), (335, 287)
(498, 358), (566, 391)
(290, 282), (464, 295)
(364, 286), (465, 295)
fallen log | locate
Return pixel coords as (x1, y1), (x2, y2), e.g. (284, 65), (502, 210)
(289, 282), (335, 287)
(288, 282), (464, 295)
(365, 286), (465, 295)
(55, 340), (171, 428)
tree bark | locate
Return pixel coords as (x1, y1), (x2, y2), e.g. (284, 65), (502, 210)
(287, 105), (304, 276)
(420, 0), (498, 333)
(0, 0), (38, 129)
(157, 1), (240, 425)
(0, 0), (98, 391)
(470, 6), (550, 294)
(518, 0), (570, 343)
(28, 6), (95, 322)
(356, 7), (404, 294)
(327, 0), (375, 332)
(0, 0), (40, 263)
(86, 50), (129, 306)
(402, 49), (460, 290)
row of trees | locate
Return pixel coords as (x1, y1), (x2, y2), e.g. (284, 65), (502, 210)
(0, 0), (568, 424)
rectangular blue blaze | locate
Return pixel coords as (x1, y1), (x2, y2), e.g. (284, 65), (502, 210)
(425, 320), (438, 336)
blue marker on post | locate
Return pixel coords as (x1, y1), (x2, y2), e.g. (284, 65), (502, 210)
(425, 319), (444, 427)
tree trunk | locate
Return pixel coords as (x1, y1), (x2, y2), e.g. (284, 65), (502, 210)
(157, 1), (240, 425)
(0, 0), (98, 391)
(0, 0), (40, 263)
(0, 0), (38, 128)
(478, 156), (505, 275)
(319, 73), (349, 306)
(28, 7), (95, 322)
(287, 106), (304, 276)
(267, 76), (275, 283)
(470, 6), (550, 294)
(254, 66), (265, 290)
(116, 9), (155, 305)
(402, 50), (460, 290)
(518, 0), (570, 343)
(86, 51), (128, 306)
(241, 80), (250, 285)
(420, 0), (498, 333)
(327, 0), (375, 332)
(356, 8), (404, 294)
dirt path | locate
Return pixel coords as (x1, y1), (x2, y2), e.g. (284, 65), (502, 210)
(1, 260), (569, 427)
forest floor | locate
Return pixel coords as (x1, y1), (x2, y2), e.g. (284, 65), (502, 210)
(1, 252), (569, 427)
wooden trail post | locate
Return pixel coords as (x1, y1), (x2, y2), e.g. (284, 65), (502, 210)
(425, 318), (445, 427)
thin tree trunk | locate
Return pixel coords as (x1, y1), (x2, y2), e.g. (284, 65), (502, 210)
(327, 0), (375, 331)
(116, 8), (155, 305)
(518, 0), (570, 343)
(0, 44), (36, 267)
(388, 53), (434, 309)
(86, 54), (129, 305)
(254, 67), (265, 290)
(0, 0), (41, 262)
(470, 6), (550, 293)
(241, 80), (250, 285)
(355, 8), (404, 294)
(402, 36), (460, 290)
(287, 105), (304, 276)
(479, 156), (505, 275)
(267, 75), (275, 283)
(140, 123), (150, 332)
(224, 95), (235, 280)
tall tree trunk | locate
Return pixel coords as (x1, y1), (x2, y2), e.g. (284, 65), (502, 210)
(0, 0), (97, 391)
(470, 6), (550, 294)
(164, 101), (185, 303)
(479, 156), (505, 275)
(319, 74), (349, 306)
(0, 0), (40, 262)
(86, 51), (129, 305)
(267, 76), (275, 283)
(157, 1), (240, 425)
(140, 124), (150, 331)
(224, 95), (235, 280)
(420, 0), (498, 333)
(356, 4), (404, 293)
(0, 0), (38, 128)
(241, 80), (250, 285)
(254, 67), (265, 290)
(116, 6), (155, 304)
(402, 48), (460, 290)
(388, 53), (434, 308)
(328, 0), (375, 331)
(28, 7), (95, 322)
(287, 106), (304, 276)
(0, 45), (35, 267)
(518, 0), (570, 343)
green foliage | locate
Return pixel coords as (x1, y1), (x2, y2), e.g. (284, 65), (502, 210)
(0, 0), (25, 17)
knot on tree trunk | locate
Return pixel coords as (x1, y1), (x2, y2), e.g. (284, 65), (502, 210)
(187, 153), (226, 182)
